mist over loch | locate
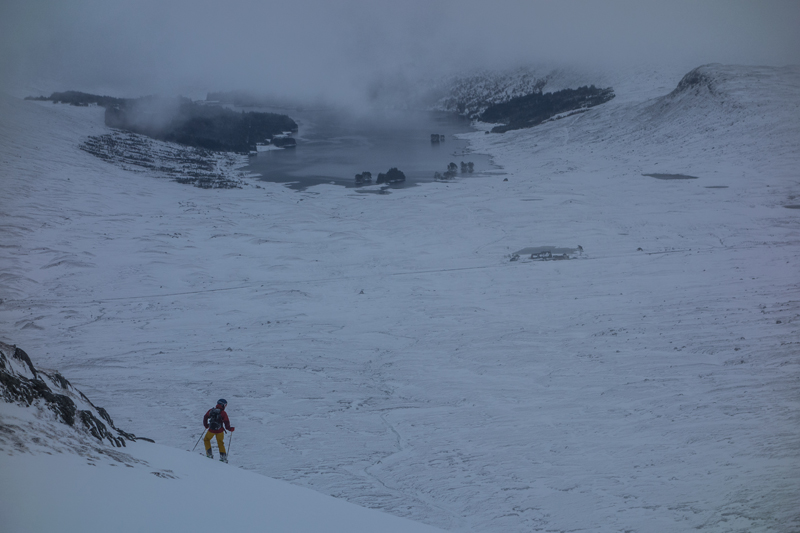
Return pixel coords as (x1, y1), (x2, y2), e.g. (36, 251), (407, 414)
(242, 106), (496, 191)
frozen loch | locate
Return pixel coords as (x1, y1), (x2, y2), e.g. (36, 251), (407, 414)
(1, 64), (799, 532)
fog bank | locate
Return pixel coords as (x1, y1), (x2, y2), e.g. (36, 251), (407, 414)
(2, 0), (798, 106)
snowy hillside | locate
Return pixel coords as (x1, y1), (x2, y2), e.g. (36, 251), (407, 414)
(426, 64), (686, 117)
(430, 68), (549, 117)
(1, 63), (799, 532)
(0, 343), (445, 533)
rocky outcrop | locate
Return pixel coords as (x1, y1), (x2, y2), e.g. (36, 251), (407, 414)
(80, 130), (248, 189)
(669, 64), (720, 97)
(0, 342), (150, 447)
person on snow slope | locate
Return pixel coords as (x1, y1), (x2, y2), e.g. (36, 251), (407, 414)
(203, 398), (235, 462)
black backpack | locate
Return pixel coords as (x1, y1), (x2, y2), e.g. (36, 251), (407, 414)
(208, 408), (222, 431)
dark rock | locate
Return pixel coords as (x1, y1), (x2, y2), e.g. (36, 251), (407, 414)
(80, 130), (245, 189)
(9, 346), (36, 376)
(0, 342), (150, 447)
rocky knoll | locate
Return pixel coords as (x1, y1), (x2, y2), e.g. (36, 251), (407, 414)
(0, 342), (150, 448)
(80, 130), (250, 189)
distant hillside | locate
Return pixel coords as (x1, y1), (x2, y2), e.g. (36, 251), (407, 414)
(206, 91), (290, 108)
(429, 68), (549, 118)
(27, 91), (297, 153)
(25, 90), (126, 108)
(422, 67), (615, 132)
(479, 85), (615, 133)
(105, 97), (297, 153)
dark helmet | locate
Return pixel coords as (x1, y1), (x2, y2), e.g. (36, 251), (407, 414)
(217, 398), (227, 406)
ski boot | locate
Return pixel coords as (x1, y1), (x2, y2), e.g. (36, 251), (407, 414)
(206, 449), (213, 459)
(220, 452), (228, 464)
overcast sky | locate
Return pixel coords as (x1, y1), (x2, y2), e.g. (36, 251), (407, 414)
(1, 0), (798, 102)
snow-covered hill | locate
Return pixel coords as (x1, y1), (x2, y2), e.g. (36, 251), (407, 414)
(1, 63), (799, 532)
(425, 64), (687, 118)
(430, 68), (550, 117)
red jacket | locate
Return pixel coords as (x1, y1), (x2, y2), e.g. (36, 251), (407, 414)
(203, 406), (232, 434)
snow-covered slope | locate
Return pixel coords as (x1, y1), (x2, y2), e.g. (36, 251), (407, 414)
(0, 343), (445, 533)
(1, 442), (446, 533)
(1, 63), (799, 532)
(1, 443), (444, 533)
(430, 68), (549, 117)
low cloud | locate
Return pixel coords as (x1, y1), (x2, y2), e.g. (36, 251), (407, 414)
(2, 0), (798, 105)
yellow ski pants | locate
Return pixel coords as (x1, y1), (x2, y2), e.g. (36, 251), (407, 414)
(204, 431), (226, 454)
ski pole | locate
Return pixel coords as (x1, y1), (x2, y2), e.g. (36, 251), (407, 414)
(192, 430), (206, 452)
(227, 431), (233, 457)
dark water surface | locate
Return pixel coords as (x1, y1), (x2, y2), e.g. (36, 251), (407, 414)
(242, 106), (497, 191)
